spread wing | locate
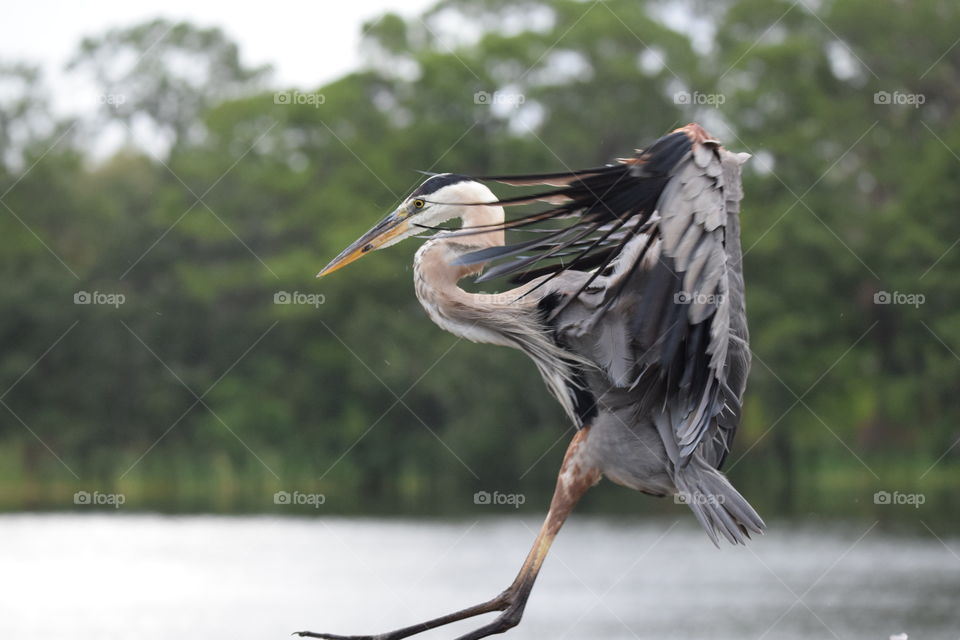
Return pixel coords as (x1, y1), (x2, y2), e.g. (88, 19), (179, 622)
(458, 124), (750, 469)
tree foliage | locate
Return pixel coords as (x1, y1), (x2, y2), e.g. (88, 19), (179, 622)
(1, 0), (957, 521)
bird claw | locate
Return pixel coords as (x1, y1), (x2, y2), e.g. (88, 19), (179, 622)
(294, 633), (363, 640)
(294, 633), (365, 640)
(293, 632), (389, 640)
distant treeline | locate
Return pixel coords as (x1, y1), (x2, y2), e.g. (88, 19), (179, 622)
(1, 0), (958, 528)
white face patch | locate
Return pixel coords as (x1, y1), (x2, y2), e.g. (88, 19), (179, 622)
(401, 180), (499, 234)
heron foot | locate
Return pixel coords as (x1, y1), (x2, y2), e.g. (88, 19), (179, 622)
(293, 633), (375, 640)
(293, 633), (386, 640)
(292, 588), (524, 640)
(446, 601), (525, 640)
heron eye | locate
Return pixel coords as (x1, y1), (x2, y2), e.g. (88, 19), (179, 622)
(413, 199), (425, 209)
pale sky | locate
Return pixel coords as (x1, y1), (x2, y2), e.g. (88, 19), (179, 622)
(2, 0), (436, 116)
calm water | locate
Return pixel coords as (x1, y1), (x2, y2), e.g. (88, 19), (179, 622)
(0, 514), (957, 639)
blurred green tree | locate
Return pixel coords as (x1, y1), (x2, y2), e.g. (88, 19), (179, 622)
(0, 0), (957, 523)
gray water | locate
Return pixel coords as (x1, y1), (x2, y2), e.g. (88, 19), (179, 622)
(0, 514), (956, 639)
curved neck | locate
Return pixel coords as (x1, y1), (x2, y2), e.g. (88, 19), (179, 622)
(417, 203), (505, 284)
(412, 203), (514, 344)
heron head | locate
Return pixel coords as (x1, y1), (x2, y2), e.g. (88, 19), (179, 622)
(317, 173), (498, 277)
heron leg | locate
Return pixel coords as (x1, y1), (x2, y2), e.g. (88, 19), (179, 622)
(295, 428), (600, 640)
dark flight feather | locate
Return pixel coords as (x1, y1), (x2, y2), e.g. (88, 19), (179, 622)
(464, 124), (750, 473)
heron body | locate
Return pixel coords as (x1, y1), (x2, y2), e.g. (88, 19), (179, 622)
(300, 124), (764, 640)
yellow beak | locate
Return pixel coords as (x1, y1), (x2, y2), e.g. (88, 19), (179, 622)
(317, 209), (410, 278)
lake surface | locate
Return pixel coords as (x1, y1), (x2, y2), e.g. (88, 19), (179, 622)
(1, 514), (957, 639)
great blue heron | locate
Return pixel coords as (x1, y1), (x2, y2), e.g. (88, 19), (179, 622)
(298, 123), (763, 640)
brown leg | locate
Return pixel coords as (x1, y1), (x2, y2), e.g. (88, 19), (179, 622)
(295, 428), (600, 640)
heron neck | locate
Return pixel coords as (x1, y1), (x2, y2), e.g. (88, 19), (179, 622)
(412, 204), (519, 346)
(459, 204), (505, 254)
(417, 204), (505, 284)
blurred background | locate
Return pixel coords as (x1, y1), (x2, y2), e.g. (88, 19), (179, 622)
(0, 0), (957, 638)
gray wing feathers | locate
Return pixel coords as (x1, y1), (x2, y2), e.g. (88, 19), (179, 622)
(595, 320), (634, 387)
(553, 142), (749, 471)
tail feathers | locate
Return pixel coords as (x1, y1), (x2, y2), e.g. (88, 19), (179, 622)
(674, 463), (765, 547)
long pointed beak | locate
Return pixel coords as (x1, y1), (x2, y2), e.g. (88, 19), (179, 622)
(317, 209), (410, 278)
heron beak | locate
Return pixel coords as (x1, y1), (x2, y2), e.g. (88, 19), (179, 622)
(317, 209), (410, 278)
